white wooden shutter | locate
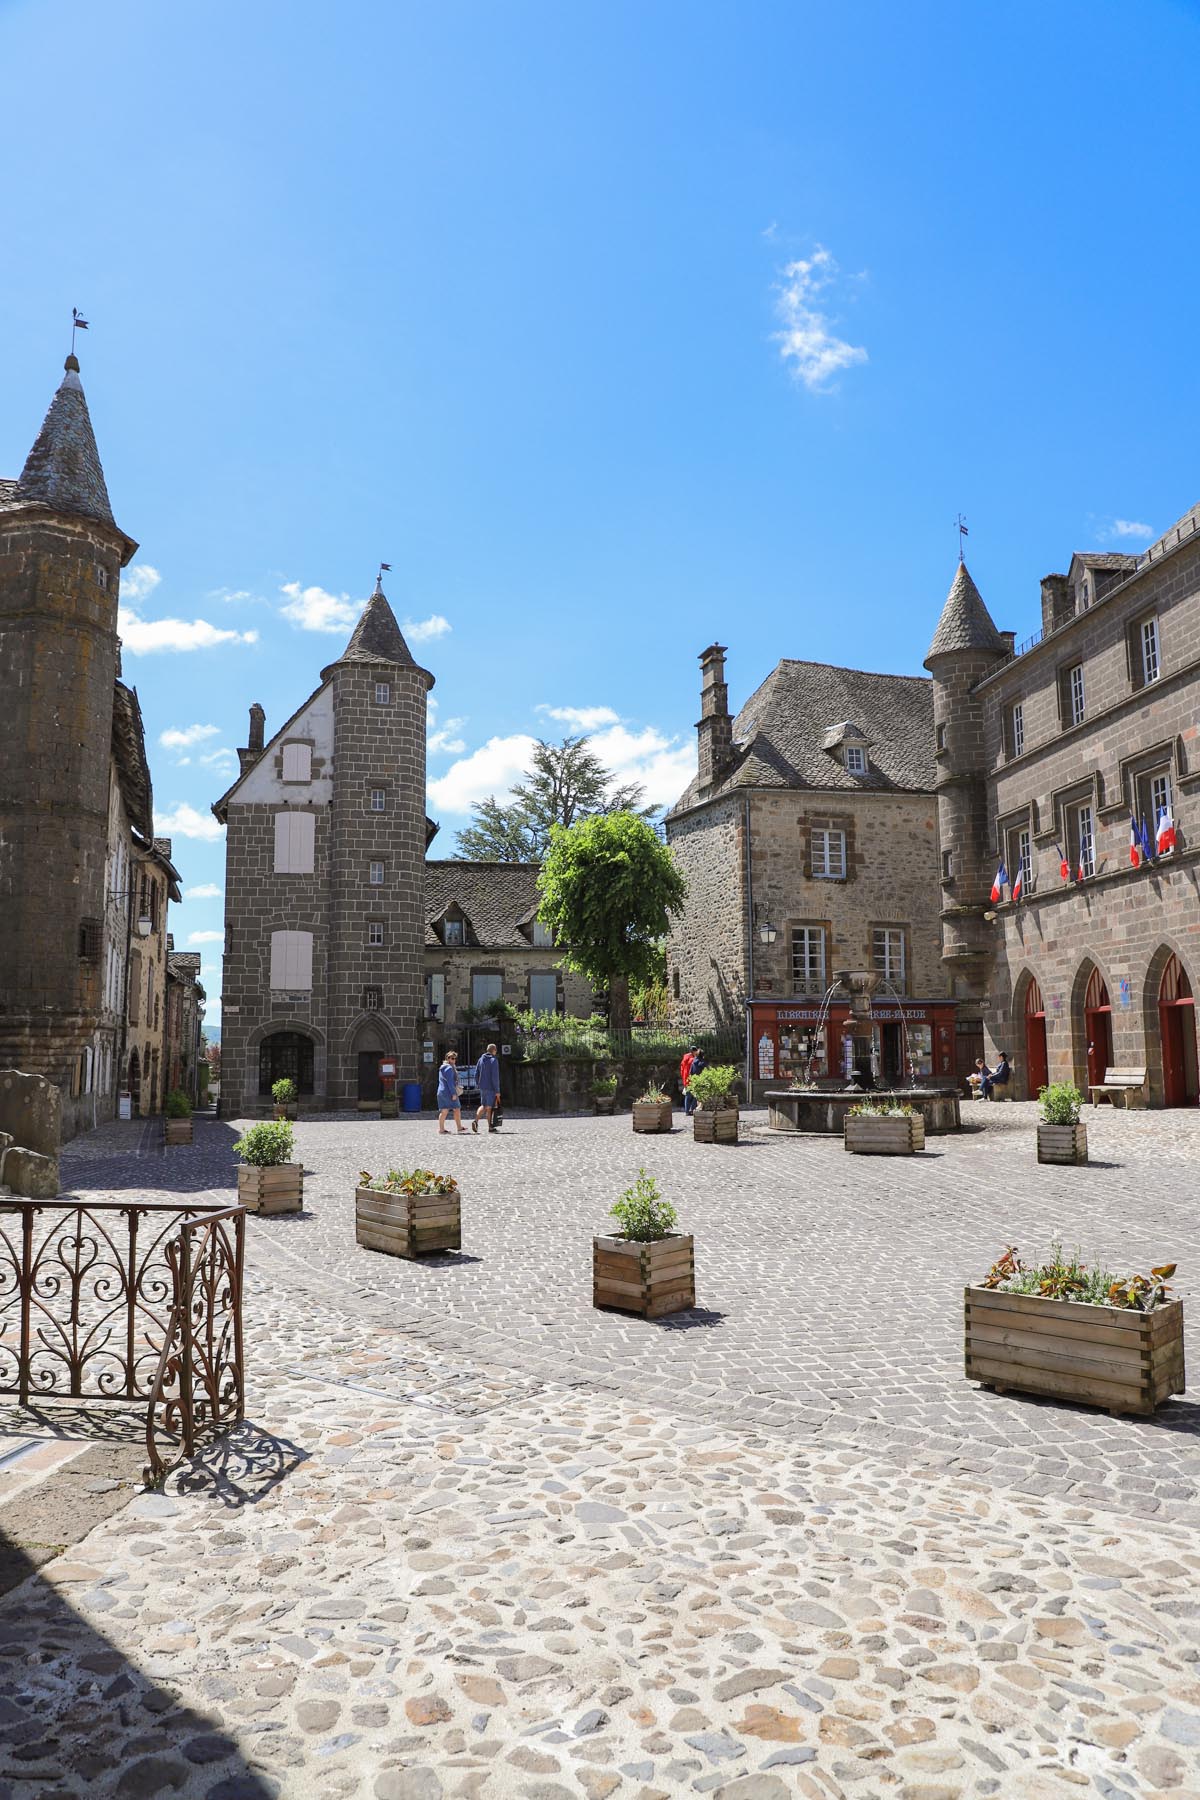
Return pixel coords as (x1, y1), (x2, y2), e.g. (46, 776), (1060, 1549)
(282, 742), (312, 781)
(270, 930), (313, 990)
(274, 811), (315, 873)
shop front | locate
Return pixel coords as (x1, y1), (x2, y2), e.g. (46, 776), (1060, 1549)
(748, 997), (959, 1097)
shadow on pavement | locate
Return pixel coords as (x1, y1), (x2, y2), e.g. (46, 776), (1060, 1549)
(174, 1419), (309, 1508)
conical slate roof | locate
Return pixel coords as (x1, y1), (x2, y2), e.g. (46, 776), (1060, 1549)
(16, 356), (116, 527)
(320, 583), (433, 683)
(924, 561), (1009, 662)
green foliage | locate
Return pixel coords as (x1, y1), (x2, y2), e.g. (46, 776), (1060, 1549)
(234, 1120), (295, 1167)
(685, 1064), (740, 1111)
(608, 1168), (679, 1243)
(164, 1088), (192, 1119)
(981, 1243), (1177, 1311)
(359, 1167), (457, 1196)
(1038, 1081), (1082, 1124)
(638, 1084), (670, 1104)
(271, 1077), (298, 1104)
(537, 812), (686, 1002)
(590, 1073), (618, 1096)
(846, 1100), (915, 1118)
(454, 735), (655, 861)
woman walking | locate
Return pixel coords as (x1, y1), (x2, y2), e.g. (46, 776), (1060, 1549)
(437, 1050), (467, 1135)
(473, 1043), (501, 1133)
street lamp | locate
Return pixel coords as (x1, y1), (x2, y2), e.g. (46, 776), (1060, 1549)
(108, 886), (153, 937)
(758, 919), (778, 945)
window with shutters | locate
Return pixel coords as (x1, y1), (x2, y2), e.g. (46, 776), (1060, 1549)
(270, 930), (314, 991)
(426, 972), (445, 1017)
(531, 920), (553, 946)
(273, 811), (315, 874)
(529, 971), (558, 1013)
(471, 972), (503, 1010)
(872, 926), (907, 987)
(281, 742), (312, 782)
(810, 828), (846, 880)
(790, 926), (827, 995)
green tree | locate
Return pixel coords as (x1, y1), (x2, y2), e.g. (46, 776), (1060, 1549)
(537, 812), (686, 1032)
(454, 736), (652, 862)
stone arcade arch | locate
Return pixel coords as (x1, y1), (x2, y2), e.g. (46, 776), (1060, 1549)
(1152, 948), (1198, 1109)
(347, 1014), (399, 1103)
(1015, 971), (1048, 1101)
(257, 1030), (317, 1099)
(1071, 958), (1113, 1095)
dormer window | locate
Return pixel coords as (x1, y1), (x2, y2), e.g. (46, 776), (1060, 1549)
(531, 921), (554, 947)
(443, 917), (465, 946)
(845, 746), (867, 775)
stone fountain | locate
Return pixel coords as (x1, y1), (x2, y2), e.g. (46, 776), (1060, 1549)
(765, 970), (962, 1135)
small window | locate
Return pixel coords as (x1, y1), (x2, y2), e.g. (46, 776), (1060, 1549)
(443, 917), (465, 946)
(1060, 662), (1086, 728)
(79, 917), (102, 960)
(426, 972), (445, 1018)
(872, 927), (906, 987)
(1011, 703), (1024, 759)
(1071, 803), (1095, 879)
(672, 968), (681, 999)
(96, 563), (110, 591)
(791, 926), (827, 996)
(281, 742), (312, 783)
(1136, 770), (1176, 856)
(531, 920), (553, 947)
(810, 827), (846, 880)
(375, 683), (391, 706)
(362, 986), (383, 1012)
(471, 972), (503, 1010)
(1013, 827), (1033, 894)
(367, 921), (384, 947)
(1129, 614), (1161, 691)
(370, 788), (387, 812)
(845, 746), (867, 775)
(369, 861), (385, 886)
(936, 722), (947, 753)
(941, 849), (954, 882)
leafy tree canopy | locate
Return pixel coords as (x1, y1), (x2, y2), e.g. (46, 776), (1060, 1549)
(537, 811), (686, 1030)
(454, 735), (652, 862)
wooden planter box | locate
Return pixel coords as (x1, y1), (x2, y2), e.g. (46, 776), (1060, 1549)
(379, 1099), (399, 1118)
(1037, 1122), (1088, 1164)
(844, 1114), (925, 1155)
(355, 1185), (461, 1258)
(237, 1162), (303, 1214)
(632, 1100), (673, 1133)
(164, 1118), (193, 1146)
(593, 1096), (616, 1115)
(693, 1107), (739, 1144)
(965, 1287), (1185, 1415)
(272, 1104), (298, 1121)
(593, 1233), (695, 1318)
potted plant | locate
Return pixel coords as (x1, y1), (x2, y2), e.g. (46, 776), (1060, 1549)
(632, 1082), (673, 1134)
(844, 1100), (925, 1155)
(233, 1120), (303, 1213)
(271, 1077), (298, 1120)
(1036, 1082), (1087, 1163)
(591, 1072), (618, 1115)
(966, 1244), (1184, 1415)
(379, 1076), (399, 1119)
(356, 1167), (461, 1259)
(593, 1168), (695, 1318)
(688, 1065), (740, 1143)
(163, 1088), (193, 1146)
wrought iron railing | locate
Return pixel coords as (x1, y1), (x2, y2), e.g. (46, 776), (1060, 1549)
(0, 1199), (244, 1485)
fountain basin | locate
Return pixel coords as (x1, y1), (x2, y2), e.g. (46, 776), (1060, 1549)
(767, 1087), (962, 1135)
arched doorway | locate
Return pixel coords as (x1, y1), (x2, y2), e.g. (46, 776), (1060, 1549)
(1023, 977), (1048, 1100)
(1082, 965), (1113, 1093)
(351, 1018), (393, 1102)
(1159, 954), (1198, 1108)
(258, 1031), (315, 1097)
(128, 1048), (141, 1113)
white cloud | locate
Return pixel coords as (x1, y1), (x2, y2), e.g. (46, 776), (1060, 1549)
(160, 723), (220, 755)
(537, 704), (621, 733)
(119, 608), (259, 654)
(155, 802), (225, 842)
(428, 717), (467, 755)
(122, 564), (162, 601)
(427, 733), (539, 814)
(590, 723), (695, 810)
(199, 747), (237, 771)
(1107, 519), (1154, 540)
(184, 883), (223, 899)
(404, 614), (451, 644)
(280, 581), (362, 634)
(774, 247), (868, 391)
(188, 929), (224, 945)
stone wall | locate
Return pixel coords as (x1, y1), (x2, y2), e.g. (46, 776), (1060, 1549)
(664, 793), (746, 1033)
(423, 948), (594, 1024)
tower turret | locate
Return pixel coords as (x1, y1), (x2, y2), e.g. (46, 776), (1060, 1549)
(0, 355), (137, 1127)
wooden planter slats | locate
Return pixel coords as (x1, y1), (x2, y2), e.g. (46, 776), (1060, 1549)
(965, 1287), (1185, 1415)
(593, 1233), (695, 1318)
(844, 1114), (925, 1155)
(693, 1108), (738, 1144)
(238, 1163), (303, 1214)
(355, 1186), (461, 1259)
(1037, 1123), (1088, 1164)
(164, 1119), (193, 1145)
(632, 1100), (673, 1134)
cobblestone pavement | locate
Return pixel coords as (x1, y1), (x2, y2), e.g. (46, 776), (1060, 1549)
(4, 1230), (1200, 1799)
(57, 1103), (1200, 1526)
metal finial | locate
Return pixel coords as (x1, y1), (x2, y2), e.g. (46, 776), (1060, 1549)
(955, 513), (969, 563)
(70, 307), (90, 358)
(374, 560), (392, 595)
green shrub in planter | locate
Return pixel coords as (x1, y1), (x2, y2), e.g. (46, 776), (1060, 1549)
(591, 1074), (618, 1097)
(165, 1089), (192, 1119)
(608, 1168), (678, 1241)
(1038, 1082), (1082, 1124)
(272, 1077), (298, 1104)
(234, 1120), (296, 1166)
(687, 1065), (740, 1111)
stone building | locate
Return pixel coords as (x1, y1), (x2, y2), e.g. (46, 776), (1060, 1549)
(123, 837), (181, 1118)
(0, 355), (141, 1139)
(424, 862), (594, 1026)
(665, 645), (961, 1093)
(214, 582), (436, 1115)
(165, 949), (206, 1104)
(927, 514), (1200, 1107)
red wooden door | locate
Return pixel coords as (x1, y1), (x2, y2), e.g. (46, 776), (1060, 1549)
(1083, 968), (1112, 1091)
(1159, 955), (1198, 1107)
(1024, 979), (1048, 1099)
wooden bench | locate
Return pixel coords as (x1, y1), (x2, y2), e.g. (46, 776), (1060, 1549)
(1089, 1066), (1147, 1108)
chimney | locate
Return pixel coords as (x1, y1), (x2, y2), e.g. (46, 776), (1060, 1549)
(1040, 575), (1072, 638)
(696, 644), (733, 791)
(239, 702), (267, 776)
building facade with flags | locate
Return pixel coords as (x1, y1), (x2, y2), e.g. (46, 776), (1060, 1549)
(927, 513), (1200, 1106)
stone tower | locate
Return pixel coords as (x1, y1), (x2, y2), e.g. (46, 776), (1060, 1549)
(923, 562), (1011, 999)
(0, 356), (137, 1125)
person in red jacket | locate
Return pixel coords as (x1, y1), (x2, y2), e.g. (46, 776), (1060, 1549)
(680, 1048), (696, 1114)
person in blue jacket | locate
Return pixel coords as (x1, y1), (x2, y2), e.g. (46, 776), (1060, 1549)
(473, 1043), (501, 1133)
(437, 1050), (466, 1135)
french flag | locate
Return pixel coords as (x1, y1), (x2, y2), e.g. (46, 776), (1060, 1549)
(1055, 842), (1070, 882)
(990, 860), (1008, 904)
(1157, 806), (1177, 855)
(1011, 863), (1024, 903)
(1129, 814), (1141, 869)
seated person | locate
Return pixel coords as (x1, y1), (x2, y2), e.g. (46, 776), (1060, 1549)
(989, 1051), (1012, 1098)
(968, 1057), (989, 1097)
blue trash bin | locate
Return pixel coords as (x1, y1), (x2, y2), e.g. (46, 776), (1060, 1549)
(402, 1080), (422, 1113)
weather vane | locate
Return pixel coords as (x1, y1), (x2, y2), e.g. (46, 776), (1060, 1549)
(955, 513), (969, 563)
(376, 561), (392, 591)
(70, 307), (90, 356)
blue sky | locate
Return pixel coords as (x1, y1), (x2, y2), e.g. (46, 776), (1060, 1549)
(4, 0), (1199, 1028)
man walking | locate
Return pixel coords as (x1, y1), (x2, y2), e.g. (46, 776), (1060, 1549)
(684, 1048), (705, 1115)
(679, 1047), (695, 1114)
(474, 1043), (501, 1133)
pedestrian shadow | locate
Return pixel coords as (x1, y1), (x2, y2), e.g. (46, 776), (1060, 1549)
(413, 1251), (485, 1268)
(657, 1307), (726, 1332)
(173, 1419), (309, 1508)
(0, 1529), (277, 1795)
